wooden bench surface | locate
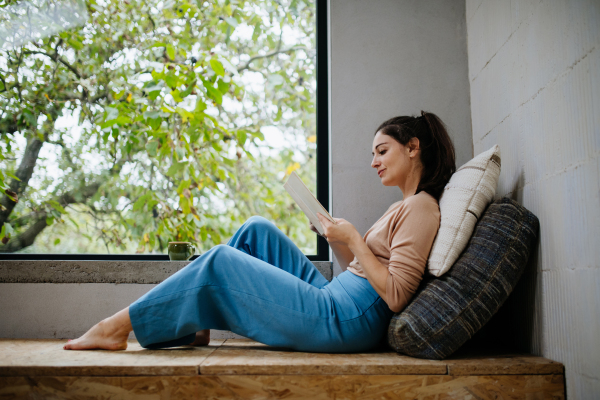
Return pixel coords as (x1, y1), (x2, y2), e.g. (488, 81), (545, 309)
(0, 339), (565, 399)
(0, 338), (564, 376)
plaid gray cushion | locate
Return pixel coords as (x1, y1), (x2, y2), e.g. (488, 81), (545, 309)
(387, 197), (539, 359)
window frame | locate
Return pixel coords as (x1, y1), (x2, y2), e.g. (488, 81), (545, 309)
(0, 0), (330, 262)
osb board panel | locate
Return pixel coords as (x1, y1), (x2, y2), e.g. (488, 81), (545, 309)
(447, 352), (565, 376)
(0, 374), (565, 399)
(0, 339), (224, 377)
(201, 339), (447, 375)
(0, 376), (201, 400)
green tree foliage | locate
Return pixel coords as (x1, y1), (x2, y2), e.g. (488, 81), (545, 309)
(0, 0), (317, 254)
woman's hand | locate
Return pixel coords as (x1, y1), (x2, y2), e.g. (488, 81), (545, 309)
(309, 222), (327, 238)
(316, 213), (362, 247)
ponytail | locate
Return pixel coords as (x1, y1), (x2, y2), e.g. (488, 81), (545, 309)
(375, 111), (456, 200)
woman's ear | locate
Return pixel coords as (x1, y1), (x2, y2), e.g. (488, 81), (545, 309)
(407, 137), (421, 157)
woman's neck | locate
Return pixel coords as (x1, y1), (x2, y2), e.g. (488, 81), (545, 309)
(399, 163), (423, 199)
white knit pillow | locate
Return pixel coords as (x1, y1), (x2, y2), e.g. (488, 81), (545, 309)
(427, 145), (501, 277)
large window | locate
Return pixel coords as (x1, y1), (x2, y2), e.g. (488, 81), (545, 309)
(0, 0), (328, 260)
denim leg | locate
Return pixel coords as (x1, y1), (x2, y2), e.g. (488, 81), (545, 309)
(130, 245), (392, 352)
(227, 216), (329, 289)
(129, 217), (394, 351)
(130, 245), (335, 350)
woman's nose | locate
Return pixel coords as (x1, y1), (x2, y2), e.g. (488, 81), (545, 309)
(371, 156), (379, 168)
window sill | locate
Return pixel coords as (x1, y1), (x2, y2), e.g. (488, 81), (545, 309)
(0, 260), (333, 283)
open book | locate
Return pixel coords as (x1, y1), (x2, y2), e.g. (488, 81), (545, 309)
(284, 171), (335, 236)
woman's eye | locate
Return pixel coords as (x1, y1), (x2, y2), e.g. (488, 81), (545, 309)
(380, 150), (387, 155)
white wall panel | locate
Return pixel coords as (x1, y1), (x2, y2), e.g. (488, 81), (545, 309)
(471, 0), (600, 143)
(467, 0), (600, 398)
(466, 0), (484, 24)
(467, 0), (512, 81)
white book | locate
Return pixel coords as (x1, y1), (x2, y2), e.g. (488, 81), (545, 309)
(283, 171), (335, 236)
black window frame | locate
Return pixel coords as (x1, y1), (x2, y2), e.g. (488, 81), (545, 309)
(0, 0), (330, 262)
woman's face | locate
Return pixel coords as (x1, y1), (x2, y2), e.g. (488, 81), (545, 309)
(371, 131), (412, 187)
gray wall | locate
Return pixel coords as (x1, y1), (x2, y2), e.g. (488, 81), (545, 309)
(0, 283), (245, 341)
(329, 0), (473, 275)
(466, 0), (600, 398)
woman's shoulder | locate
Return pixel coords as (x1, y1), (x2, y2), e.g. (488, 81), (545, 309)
(403, 191), (439, 210)
(386, 192), (440, 237)
(385, 191), (439, 219)
(387, 191), (438, 212)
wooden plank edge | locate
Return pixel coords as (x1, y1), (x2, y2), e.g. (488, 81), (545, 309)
(448, 363), (565, 376)
(0, 374), (566, 399)
(198, 365), (448, 375)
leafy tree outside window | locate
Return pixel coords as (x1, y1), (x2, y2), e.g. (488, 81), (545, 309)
(0, 0), (319, 255)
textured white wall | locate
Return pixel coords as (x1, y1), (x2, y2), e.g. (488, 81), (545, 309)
(0, 284), (244, 340)
(466, 0), (600, 398)
(329, 0), (473, 275)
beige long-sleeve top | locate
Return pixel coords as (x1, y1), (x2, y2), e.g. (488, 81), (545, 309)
(347, 191), (440, 313)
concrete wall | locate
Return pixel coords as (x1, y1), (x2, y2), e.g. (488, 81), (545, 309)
(329, 0), (473, 275)
(0, 283), (245, 340)
(0, 261), (332, 340)
(466, 0), (600, 398)
(0, 284), (158, 340)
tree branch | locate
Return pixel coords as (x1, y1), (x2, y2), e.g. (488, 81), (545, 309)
(56, 182), (102, 205)
(47, 139), (76, 167)
(0, 137), (44, 226)
(53, 90), (108, 104)
(23, 50), (83, 79)
(0, 74), (8, 94)
(0, 214), (48, 252)
(237, 46), (307, 73)
(0, 181), (103, 252)
(14, 49), (24, 103)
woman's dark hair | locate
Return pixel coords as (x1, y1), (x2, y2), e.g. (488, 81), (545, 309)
(375, 111), (456, 200)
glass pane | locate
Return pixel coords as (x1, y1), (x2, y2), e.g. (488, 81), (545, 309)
(0, 0), (317, 255)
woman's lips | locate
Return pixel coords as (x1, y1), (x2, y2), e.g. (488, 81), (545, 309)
(378, 169), (385, 177)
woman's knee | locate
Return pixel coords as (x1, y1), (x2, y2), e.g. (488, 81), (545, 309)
(194, 244), (237, 271)
(243, 216), (278, 234)
(211, 244), (237, 258)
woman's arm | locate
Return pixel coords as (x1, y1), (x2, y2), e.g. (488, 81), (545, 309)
(316, 214), (389, 302)
(346, 236), (389, 302)
(310, 222), (355, 271)
(330, 242), (355, 272)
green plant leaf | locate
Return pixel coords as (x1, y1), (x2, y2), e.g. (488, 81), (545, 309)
(179, 196), (190, 213)
(166, 44), (176, 60)
(67, 37), (84, 50)
(203, 80), (222, 104)
(210, 59), (225, 77)
(133, 193), (152, 212)
(146, 140), (158, 156)
(48, 200), (67, 214)
(167, 162), (188, 177)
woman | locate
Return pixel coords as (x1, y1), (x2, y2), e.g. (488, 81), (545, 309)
(64, 111), (455, 353)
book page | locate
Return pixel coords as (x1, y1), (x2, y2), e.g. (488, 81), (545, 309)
(283, 171), (334, 236)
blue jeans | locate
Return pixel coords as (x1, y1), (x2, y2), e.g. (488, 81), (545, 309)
(129, 216), (393, 352)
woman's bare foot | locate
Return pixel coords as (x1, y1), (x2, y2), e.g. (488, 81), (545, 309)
(64, 308), (132, 351)
(189, 329), (210, 346)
